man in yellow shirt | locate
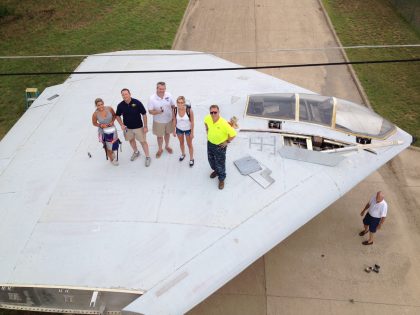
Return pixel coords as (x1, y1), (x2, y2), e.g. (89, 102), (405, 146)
(204, 105), (237, 190)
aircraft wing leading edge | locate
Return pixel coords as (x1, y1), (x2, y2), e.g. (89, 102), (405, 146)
(123, 129), (411, 315)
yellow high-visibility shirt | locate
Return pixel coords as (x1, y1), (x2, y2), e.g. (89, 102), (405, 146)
(204, 114), (237, 145)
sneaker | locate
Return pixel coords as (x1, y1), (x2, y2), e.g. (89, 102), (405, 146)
(145, 157), (151, 167)
(179, 154), (186, 162)
(218, 180), (225, 190)
(130, 151), (140, 161)
(111, 159), (119, 166)
(189, 159), (194, 167)
(210, 171), (217, 179)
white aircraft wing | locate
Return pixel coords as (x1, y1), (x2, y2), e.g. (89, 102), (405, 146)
(0, 51), (411, 314)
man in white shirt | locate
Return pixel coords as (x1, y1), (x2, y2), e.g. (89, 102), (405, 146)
(359, 191), (388, 245)
(148, 82), (175, 158)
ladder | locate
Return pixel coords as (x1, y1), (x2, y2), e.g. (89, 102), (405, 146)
(25, 88), (39, 108)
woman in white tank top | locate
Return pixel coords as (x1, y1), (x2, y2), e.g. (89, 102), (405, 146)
(172, 96), (195, 166)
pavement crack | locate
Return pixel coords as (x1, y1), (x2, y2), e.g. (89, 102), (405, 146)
(266, 294), (420, 308)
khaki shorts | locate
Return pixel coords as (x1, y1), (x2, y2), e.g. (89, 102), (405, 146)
(153, 121), (174, 137)
(124, 128), (146, 142)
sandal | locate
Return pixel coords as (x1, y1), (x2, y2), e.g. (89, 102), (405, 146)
(189, 159), (194, 167)
(362, 240), (373, 246)
(156, 150), (163, 158)
(165, 147), (173, 154)
(179, 154), (186, 161)
(359, 230), (368, 236)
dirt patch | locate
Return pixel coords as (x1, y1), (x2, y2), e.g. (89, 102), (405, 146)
(0, 13), (21, 25)
(29, 8), (55, 19)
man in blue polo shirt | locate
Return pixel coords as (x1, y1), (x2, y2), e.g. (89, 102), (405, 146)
(115, 88), (151, 166)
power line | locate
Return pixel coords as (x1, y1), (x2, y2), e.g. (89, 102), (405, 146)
(0, 58), (419, 77)
(0, 44), (419, 59)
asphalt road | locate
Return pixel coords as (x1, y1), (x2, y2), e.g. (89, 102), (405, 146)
(173, 1), (420, 314)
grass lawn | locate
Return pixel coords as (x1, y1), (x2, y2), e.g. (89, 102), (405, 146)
(322, 0), (420, 145)
(0, 0), (188, 139)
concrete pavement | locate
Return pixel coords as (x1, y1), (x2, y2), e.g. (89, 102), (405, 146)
(173, 1), (420, 314)
(173, 0), (364, 103)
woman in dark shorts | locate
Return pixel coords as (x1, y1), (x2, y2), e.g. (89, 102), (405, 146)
(91, 98), (118, 166)
(172, 96), (195, 167)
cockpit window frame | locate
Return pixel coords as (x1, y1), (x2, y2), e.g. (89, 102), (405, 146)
(245, 93), (298, 120)
(245, 93), (396, 140)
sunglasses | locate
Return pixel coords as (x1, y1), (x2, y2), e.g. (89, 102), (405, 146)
(210, 111), (218, 115)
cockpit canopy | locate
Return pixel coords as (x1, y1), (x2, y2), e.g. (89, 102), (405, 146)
(246, 93), (395, 139)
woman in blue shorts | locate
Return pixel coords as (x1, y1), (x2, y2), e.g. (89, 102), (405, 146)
(172, 96), (194, 167)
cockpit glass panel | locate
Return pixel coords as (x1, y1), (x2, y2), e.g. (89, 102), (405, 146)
(335, 99), (395, 138)
(247, 93), (295, 120)
(299, 94), (333, 126)
(246, 93), (395, 139)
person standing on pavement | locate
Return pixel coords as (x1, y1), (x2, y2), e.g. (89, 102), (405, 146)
(204, 105), (236, 190)
(359, 191), (388, 245)
(148, 82), (175, 158)
(115, 88), (151, 167)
